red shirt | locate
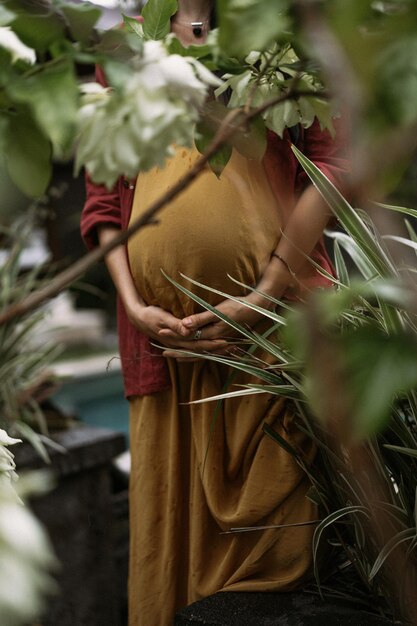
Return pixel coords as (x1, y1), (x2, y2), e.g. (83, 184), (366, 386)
(81, 121), (348, 398)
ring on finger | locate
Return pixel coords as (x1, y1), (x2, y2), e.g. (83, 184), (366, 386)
(193, 329), (202, 341)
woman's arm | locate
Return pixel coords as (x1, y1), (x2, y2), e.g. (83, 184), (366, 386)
(162, 184), (331, 346)
(254, 185), (332, 301)
(98, 225), (228, 352)
(163, 120), (349, 345)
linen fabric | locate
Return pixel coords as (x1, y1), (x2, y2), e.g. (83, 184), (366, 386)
(127, 146), (317, 625)
(81, 120), (348, 398)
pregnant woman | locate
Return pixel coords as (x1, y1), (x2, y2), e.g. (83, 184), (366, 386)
(81, 1), (348, 624)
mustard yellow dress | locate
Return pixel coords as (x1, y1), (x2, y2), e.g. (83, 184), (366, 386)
(127, 146), (316, 626)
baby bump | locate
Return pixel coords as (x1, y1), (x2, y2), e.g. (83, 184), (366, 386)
(127, 148), (281, 317)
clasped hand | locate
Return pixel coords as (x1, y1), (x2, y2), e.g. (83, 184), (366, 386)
(158, 296), (263, 361)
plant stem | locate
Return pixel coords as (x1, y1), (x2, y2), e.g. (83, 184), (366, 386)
(0, 88), (312, 325)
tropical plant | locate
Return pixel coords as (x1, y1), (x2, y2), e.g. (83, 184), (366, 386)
(0, 213), (61, 458)
(160, 152), (417, 621)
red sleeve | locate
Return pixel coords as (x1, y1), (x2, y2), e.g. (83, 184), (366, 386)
(81, 174), (122, 251)
(296, 116), (350, 194)
(80, 65), (122, 251)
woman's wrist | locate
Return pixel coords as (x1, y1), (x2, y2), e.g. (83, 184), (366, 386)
(251, 257), (293, 307)
(124, 295), (146, 323)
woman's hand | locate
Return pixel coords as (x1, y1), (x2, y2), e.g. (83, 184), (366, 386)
(127, 300), (228, 358)
(181, 297), (261, 341)
(158, 294), (266, 344)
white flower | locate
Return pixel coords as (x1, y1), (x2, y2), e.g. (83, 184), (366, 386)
(0, 27), (36, 65)
(0, 488), (58, 625)
(0, 433), (57, 625)
(0, 429), (21, 447)
(76, 40), (222, 188)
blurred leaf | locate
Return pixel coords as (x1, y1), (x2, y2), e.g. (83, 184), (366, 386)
(8, 6), (66, 53)
(96, 28), (143, 57)
(101, 57), (135, 90)
(14, 421), (50, 464)
(0, 5), (15, 26)
(196, 101), (267, 172)
(142, 0), (177, 40)
(231, 114), (267, 161)
(60, 2), (101, 43)
(195, 117), (232, 177)
(342, 327), (417, 439)
(374, 35), (417, 127)
(216, 0), (290, 58)
(383, 444), (417, 459)
(375, 201), (417, 220)
(4, 111), (51, 197)
(7, 60), (78, 156)
(404, 219), (417, 257)
(166, 34), (212, 59)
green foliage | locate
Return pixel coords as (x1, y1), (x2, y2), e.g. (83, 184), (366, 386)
(7, 60), (79, 157)
(4, 0), (66, 54)
(323, 0), (417, 132)
(141, 0), (178, 40)
(4, 111), (52, 197)
(59, 2), (101, 43)
(0, 215), (59, 455)
(216, 0), (290, 58)
(184, 150), (417, 616)
(0, 0), (337, 196)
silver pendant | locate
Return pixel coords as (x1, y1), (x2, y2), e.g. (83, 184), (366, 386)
(191, 21), (203, 37)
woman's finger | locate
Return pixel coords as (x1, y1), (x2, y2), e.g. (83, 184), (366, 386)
(182, 310), (217, 330)
(161, 312), (192, 337)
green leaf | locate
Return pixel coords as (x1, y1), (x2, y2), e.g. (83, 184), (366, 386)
(312, 506), (369, 592)
(9, 8), (66, 53)
(195, 103), (233, 176)
(342, 327), (417, 440)
(96, 28), (143, 63)
(14, 420), (50, 464)
(195, 120), (232, 177)
(4, 111), (52, 197)
(166, 34), (212, 59)
(333, 239), (350, 286)
(376, 201), (417, 220)
(122, 14), (144, 38)
(383, 444), (417, 459)
(216, 0), (290, 58)
(263, 422), (300, 458)
(292, 145), (397, 278)
(60, 3), (101, 43)
(142, 0), (178, 40)
(231, 114), (267, 161)
(7, 60), (78, 156)
(374, 35), (417, 127)
(369, 528), (415, 581)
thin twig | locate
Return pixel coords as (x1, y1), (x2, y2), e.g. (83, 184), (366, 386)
(0, 88), (317, 325)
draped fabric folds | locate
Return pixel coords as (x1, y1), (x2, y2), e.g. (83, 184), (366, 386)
(127, 146), (317, 625)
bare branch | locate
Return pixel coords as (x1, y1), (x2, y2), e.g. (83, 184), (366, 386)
(0, 88), (314, 325)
